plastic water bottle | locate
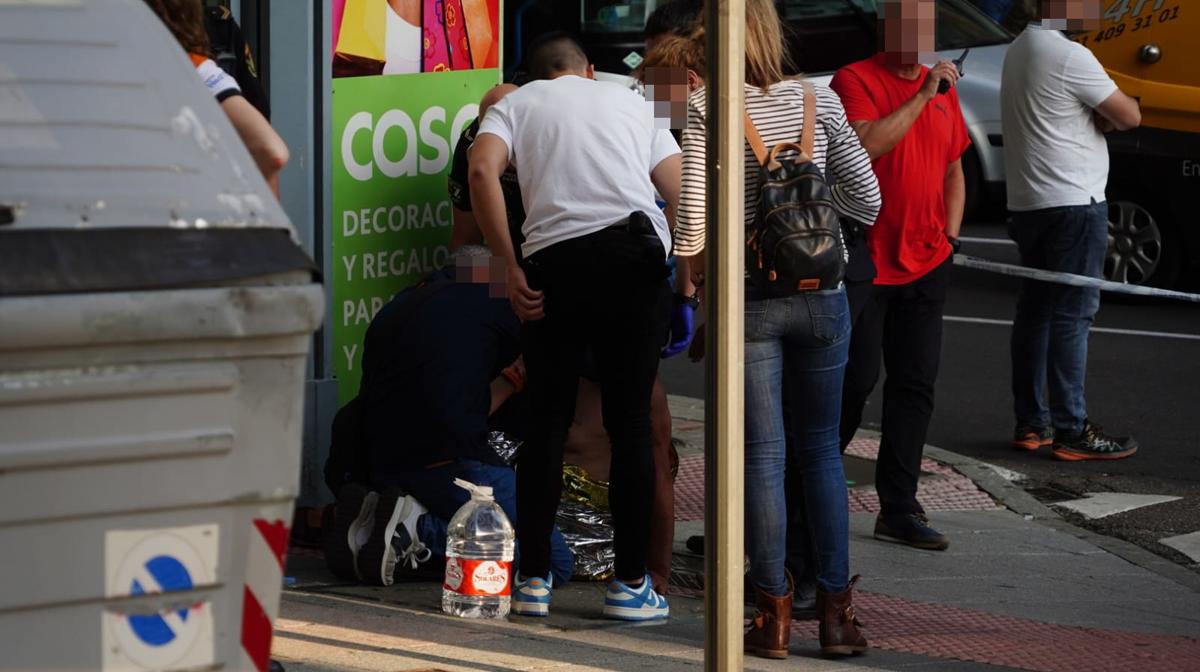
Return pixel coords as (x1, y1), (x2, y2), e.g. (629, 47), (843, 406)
(442, 478), (515, 619)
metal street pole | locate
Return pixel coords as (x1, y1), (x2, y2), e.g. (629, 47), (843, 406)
(703, 0), (745, 670)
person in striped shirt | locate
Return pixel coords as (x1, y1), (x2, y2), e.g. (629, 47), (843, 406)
(673, 0), (881, 659)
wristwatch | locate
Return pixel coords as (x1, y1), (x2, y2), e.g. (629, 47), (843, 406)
(676, 291), (700, 310)
(948, 236), (962, 254)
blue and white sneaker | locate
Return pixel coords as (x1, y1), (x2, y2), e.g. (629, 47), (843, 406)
(512, 575), (553, 617)
(602, 573), (669, 621)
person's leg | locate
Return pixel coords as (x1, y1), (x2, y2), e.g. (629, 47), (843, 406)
(1042, 203), (1107, 436)
(839, 284), (888, 452)
(1009, 213), (1053, 432)
(742, 295), (789, 597)
(844, 278), (875, 329)
(516, 266), (587, 582)
(647, 375), (675, 594)
(787, 277), (873, 608)
(876, 259), (951, 518)
(389, 463), (469, 560)
(592, 278), (670, 584)
(783, 290), (852, 594)
(457, 461), (575, 587)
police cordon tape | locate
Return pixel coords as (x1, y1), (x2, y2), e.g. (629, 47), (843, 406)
(953, 254), (1200, 304)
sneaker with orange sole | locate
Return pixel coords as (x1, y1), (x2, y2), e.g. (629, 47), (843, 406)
(1012, 424), (1054, 452)
(1052, 421), (1138, 461)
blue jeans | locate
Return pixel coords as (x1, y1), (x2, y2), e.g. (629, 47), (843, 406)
(391, 460), (574, 587)
(1009, 201), (1108, 436)
(745, 288), (852, 596)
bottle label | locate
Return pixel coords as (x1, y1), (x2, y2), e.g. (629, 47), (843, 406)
(444, 557), (511, 596)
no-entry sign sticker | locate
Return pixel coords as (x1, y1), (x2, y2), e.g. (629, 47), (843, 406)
(102, 524), (218, 671)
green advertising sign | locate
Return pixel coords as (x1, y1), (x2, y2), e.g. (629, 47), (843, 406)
(332, 68), (498, 405)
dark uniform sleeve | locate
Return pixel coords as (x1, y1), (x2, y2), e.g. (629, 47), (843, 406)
(206, 8), (271, 120)
(448, 119), (479, 212)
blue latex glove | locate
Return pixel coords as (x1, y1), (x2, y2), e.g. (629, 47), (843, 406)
(662, 297), (696, 358)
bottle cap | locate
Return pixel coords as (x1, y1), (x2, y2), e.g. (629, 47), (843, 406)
(454, 478), (494, 501)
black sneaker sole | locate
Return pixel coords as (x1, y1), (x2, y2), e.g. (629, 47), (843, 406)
(356, 488), (406, 586)
(323, 484), (378, 581)
(873, 529), (950, 551)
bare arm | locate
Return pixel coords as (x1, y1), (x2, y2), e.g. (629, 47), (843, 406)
(469, 133), (544, 320)
(851, 61), (959, 160)
(468, 134), (517, 266)
(1094, 89), (1142, 131)
(450, 207), (485, 250)
(649, 153), (694, 296)
(650, 153), (682, 232)
(944, 158), (965, 239)
(489, 377), (517, 415)
(220, 95), (289, 198)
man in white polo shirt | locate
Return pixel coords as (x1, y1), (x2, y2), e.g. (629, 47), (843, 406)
(469, 32), (685, 621)
(1001, 0), (1142, 462)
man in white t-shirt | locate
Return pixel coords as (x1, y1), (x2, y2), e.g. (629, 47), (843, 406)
(469, 32), (684, 621)
(1001, 0), (1142, 462)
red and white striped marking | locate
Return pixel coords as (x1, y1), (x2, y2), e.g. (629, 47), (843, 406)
(241, 518), (289, 672)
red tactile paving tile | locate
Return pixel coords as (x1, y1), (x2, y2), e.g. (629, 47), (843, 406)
(788, 591), (1200, 672)
(674, 437), (1002, 522)
(667, 581), (1200, 671)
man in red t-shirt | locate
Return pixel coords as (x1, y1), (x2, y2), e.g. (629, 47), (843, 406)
(830, 0), (970, 552)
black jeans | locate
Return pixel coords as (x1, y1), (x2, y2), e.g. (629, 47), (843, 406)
(516, 224), (670, 583)
(839, 257), (951, 516)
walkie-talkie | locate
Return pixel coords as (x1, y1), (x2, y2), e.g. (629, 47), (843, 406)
(938, 48), (971, 95)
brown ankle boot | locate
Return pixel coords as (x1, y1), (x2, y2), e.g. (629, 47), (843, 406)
(744, 571), (793, 659)
(817, 575), (868, 657)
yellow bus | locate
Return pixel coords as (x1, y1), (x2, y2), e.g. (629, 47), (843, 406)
(1075, 0), (1199, 287)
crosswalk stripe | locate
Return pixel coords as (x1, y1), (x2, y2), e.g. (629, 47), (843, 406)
(1159, 531), (1200, 563)
(1052, 492), (1182, 519)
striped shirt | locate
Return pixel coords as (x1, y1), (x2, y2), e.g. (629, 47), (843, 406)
(675, 80), (882, 257)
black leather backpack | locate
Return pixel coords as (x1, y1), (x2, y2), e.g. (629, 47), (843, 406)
(745, 81), (845, 295)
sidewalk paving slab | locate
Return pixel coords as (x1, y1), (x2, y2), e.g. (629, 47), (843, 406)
(274, 399), (1200, 671)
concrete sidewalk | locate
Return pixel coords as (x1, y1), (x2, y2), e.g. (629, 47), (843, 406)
(272, 396), (1200, 671)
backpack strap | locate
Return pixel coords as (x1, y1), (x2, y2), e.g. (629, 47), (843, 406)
(800, 80), (816, 159)
(744, 111), (771, 168)
(745, 80), (819, 168)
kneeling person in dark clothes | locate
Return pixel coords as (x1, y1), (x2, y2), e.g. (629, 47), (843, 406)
(343, 246), (573, 588)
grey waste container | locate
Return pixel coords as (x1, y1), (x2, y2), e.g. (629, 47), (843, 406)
(0, 2), (324, 670)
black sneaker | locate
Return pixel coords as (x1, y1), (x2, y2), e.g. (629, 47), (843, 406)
(356, 488), (432, 586)
(323, 483), (379, 581)
(1012, 424), (1054, 452)
(873, 513), (950, 551)
(1052, 421), (1138, 462)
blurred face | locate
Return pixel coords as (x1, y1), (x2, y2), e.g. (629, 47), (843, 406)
(1041, 0), (1103, 32)
(454, 253), (507, 298)
(644, 66), (693, 129)
(880, 0), (937, 66)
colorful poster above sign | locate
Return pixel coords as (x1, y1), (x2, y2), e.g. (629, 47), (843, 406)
(331, 1), (500, 404)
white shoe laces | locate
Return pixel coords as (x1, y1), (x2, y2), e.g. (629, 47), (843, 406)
(399, 537), (432, 570)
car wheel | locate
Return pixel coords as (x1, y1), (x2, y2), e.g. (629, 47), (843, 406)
(1105, 200), (1181, 288)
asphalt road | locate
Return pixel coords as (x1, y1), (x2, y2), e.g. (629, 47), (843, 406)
(659, 220), (1200, 569)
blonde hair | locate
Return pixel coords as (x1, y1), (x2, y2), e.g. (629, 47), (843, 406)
(695, 0), (795, 92)
(745, 0), (792, 90)
(635, 33), (706, 83)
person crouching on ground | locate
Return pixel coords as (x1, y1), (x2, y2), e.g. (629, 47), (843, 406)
(327, 246), (574, 589)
